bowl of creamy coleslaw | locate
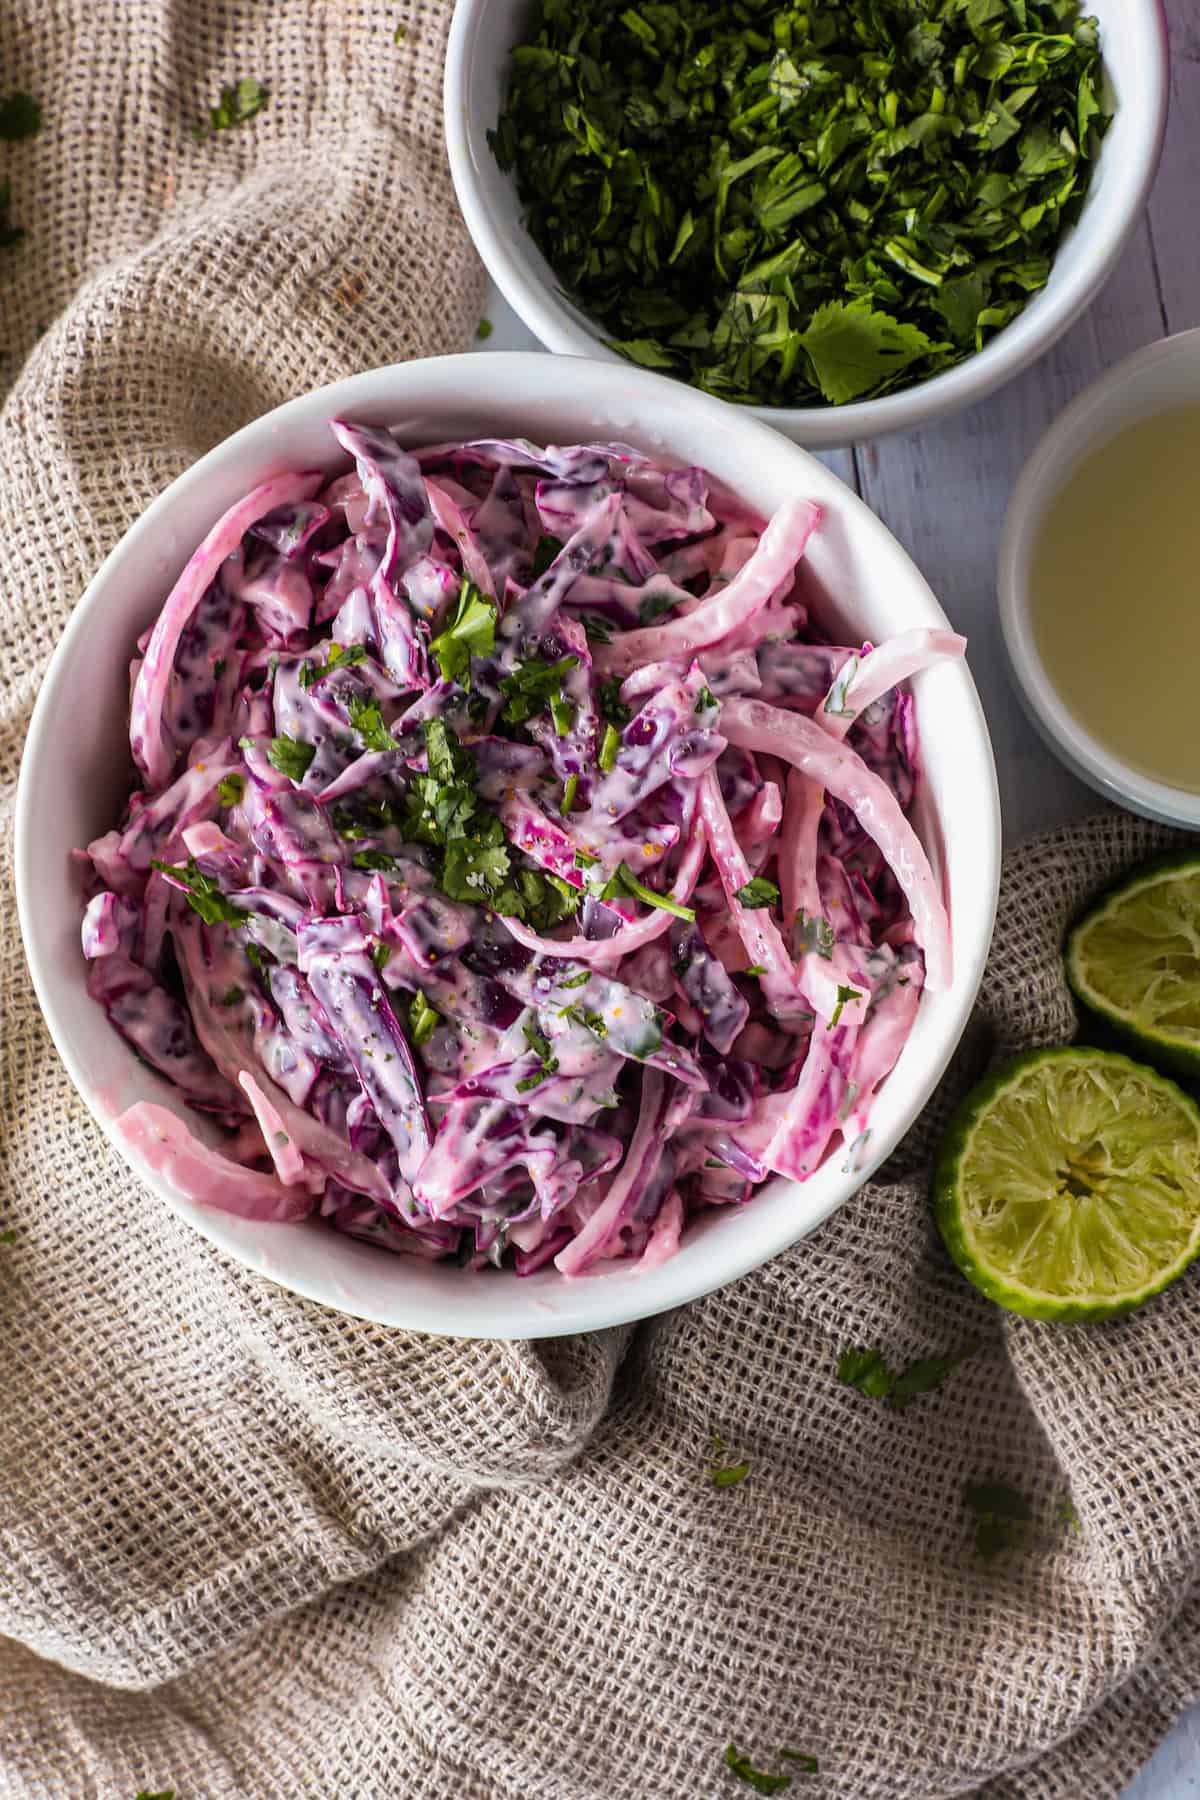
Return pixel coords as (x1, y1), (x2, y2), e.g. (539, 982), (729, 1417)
(16, 353), (999, 1336)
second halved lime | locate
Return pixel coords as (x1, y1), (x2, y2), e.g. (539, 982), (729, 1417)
(933, 1047), (1200, 1322)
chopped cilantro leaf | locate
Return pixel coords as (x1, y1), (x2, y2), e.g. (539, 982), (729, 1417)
(531, 534), (564, 580)
(267, 735), (315, 782)
(194, 77), (268, 139)
(598, 724), (621, 773)
(550, 690), (575, 737)
(560, 773), (579, 815)
(779, 1750), (818, 1773)
(712, 1461), (751, 1489)
(0, 93), (41, 140)
(558, 969), (591, 989)
(838, 1342), (976, 1410)
(0, 1228), (17, 1246)
(346, 696), (396, 753)
(744, 965), (765, 977)
(695, 685), (718, 712)
(733, 877), (780, 910)
(574, 848), (599, 869)
(581, 613), (613, 645)
(723, 1742), (791, 1795)
(596, 676), (632, 727)
(150, 859), (248, 929)
(964, 1480), (1033, 1560)
(475, 316), (493, 339)
(408, 991), (441, 1046)
(220, 986), (244, 1007)
(517, 1020), (559, 1090)
(352, 850), (400, 872)
(829, 983), (862, 1028)
(216, 772), (245, 807)
(499, 653), (579, 727)
(793, 911), (834, 959)
(603, 861), (695, 922)
(429, 578), (497, 686)
(371, 941), (394, 972)
(393, 21), (408, 42)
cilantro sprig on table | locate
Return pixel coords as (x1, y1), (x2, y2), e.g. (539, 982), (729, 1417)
(492, 0), (1109, 407)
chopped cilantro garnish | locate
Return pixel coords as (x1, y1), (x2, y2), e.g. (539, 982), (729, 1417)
(793, 911), (834, 959)
(531, 534), (564, 580)
(558, 969), (591, 989)
(499, 653), (580, 727)
(562, 1004), (607, 1039)
(216, 772), (245, 807)
(517, 1020), (559, 1090)
(352, 850), (400, 872)
(475, 316), (493, 339)
(964, 1480), (1033, 1560)
(723, 1743), (791, 1795)
(574, 848), (599, 868)
(300, 642), (367, 688)
(581, 613), (613, 645)
(0, 93), (41, 141)
(779, 1751), (819, 1774)
(220, 985), (244, 1007)
(829, 983), (862, 1028)
(603, 861), (695, 922)
(744, 964), (765, 977)
(560, 773), (579, 815)
(695, 685), (718, 712)
(596, 676), (632, 727)
(712, 1461), (750, 1489)
(371, 941), (394, 972)
(550, 690), (575, 737)
(638, 588), (678, 626)
(267, 735), (315, 781)
(838, 1343), (976, 1410)
(245, 942), (270, 979)
(193, 77), (268, 139)
(493, 0), (1109, 407)
(733, 877), (780, 910)
(346, 695), (396, 753)
(0, 1227), (17, 1246)
(150, 859), (248, 929)
(408, 991), (440, 1046)
(598, 723), (621, 773)
(429, 578), (497, 686)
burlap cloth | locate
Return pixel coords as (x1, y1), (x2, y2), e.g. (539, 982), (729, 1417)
(3, 5), (1200, 1796)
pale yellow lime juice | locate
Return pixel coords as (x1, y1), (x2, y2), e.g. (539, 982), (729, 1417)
(1030, 407), (1200, 793)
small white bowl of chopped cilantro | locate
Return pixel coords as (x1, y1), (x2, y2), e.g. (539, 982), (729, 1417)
(445, 0), (1168, 446)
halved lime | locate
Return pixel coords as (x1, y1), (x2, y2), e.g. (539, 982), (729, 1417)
(1067, 854), (1200, 1079)
(933, 1047), (1200, 1321)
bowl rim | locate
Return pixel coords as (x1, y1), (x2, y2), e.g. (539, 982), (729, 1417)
(16, 351), (1001, 1336)
(444, 0), (1170, 447)
(998, 326), (1200, 829)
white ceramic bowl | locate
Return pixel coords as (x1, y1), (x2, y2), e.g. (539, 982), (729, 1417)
(17, 353), (999, 1337)
(999, 328), (1200, 827)
(445, 0), (1168, 448)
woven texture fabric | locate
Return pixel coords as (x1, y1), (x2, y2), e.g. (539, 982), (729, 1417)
(3, 7), (1200, 1796)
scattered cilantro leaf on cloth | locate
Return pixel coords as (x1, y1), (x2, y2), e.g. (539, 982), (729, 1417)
(0, 92), (41, 141)
(838, 1342), (976, 1408)
(724, 1742), (793, 1794)
(476, 316), (494, 340)
(492, 0), (1109, 407)
(964, 1479), (1033, 1559)
(0, 1227), (16, 1246)
(193, 77), (268, 140)
(707, 1432), (751, 1489)
(779, 1750), (819, 1774)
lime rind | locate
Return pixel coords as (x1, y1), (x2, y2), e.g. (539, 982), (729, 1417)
(933, 1046), (1200, 1323)
(1066, 853), (1200, 1080)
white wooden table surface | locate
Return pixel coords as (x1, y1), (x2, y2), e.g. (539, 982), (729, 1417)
(478, 6), (1200, 1788)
